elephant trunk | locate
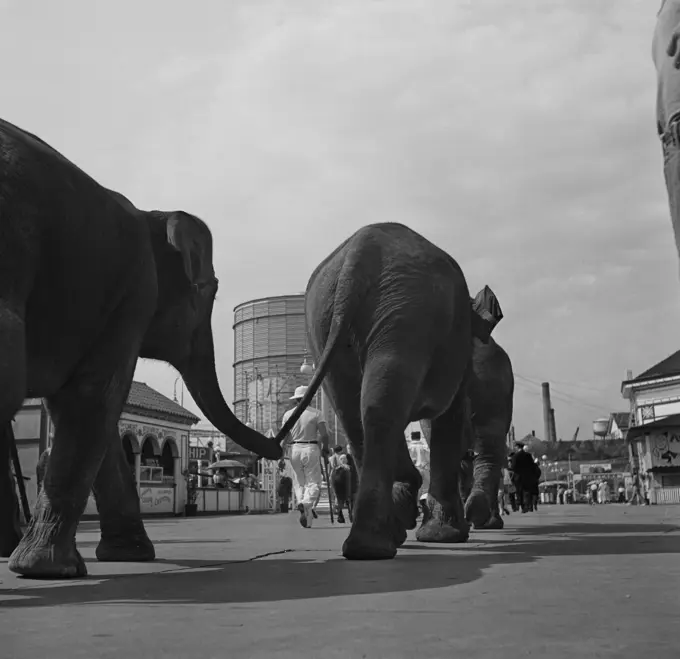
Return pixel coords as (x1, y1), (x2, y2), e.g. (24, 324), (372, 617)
(180, 319), (282, 461)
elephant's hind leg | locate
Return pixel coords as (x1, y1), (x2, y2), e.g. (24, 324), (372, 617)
(342, 355), (423, 561)
(416, 393), (470, 544)
(93, 438), (154, 563)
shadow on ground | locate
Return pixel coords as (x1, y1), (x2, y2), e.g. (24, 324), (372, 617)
(0, 551), (503, 609)
(496, 521), (680, 536)
(2, 518), (679, 609)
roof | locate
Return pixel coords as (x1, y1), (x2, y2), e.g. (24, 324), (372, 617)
(610, 412), (630, 432)
(125, 381), (200, 424)
(625, 413), (680, 441)
(629, 349), (680, 383)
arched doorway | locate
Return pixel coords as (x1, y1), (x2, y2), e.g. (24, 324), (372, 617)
(141, 436), (159, 465)
(160, 438), (179, 481)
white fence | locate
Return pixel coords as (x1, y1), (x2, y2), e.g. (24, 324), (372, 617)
(195, 488), (269, 514)
(651, 487), (680, 505)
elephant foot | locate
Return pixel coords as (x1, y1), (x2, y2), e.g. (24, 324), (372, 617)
(342, 527), (397, 560)
(416, 519), (469, 543)
(96, 533), (156, 562)
(464, 490), (492, 528)
(477, 514), (504, 530)
(416, 496), (469, 544)
(392, 481), (419, 531)
(8, 537), (86, 579)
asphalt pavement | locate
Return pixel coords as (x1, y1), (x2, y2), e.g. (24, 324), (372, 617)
(1, 503), (679, 659)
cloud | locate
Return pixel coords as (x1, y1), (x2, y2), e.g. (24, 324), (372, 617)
(2, 0), (678, 441)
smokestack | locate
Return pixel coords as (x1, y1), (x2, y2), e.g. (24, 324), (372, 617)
(541, 382), (552, 443)
(626, 369), (633, 381)
(531, 430), (535, 437)
(550, 407), (557, 443)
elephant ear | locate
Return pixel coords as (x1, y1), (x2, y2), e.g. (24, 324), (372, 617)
(165, 212), (214, 286)
(471, 285), (503, 343)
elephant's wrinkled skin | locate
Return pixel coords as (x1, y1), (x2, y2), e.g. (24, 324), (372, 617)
(421, 334), (514, 531)
(0, 118), (281, 578)
(278, 223), (484, 560)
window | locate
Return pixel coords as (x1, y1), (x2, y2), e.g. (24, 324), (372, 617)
(661, 474), (680, 487)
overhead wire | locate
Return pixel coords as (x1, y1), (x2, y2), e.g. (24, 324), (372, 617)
(514, 372), (614, 409)
(513, 376), (612, 416)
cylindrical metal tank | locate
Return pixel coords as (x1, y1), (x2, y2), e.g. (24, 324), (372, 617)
(592, 418), (609, 438)
(233, 294), (348, 448)
(233, 294), (308, 434)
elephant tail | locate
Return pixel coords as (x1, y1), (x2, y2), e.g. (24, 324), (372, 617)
(274, 237), (376, 445)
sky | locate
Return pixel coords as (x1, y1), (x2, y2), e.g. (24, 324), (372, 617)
(1, 0), (676, 442)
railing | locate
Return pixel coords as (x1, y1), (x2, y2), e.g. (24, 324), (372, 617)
(651, 487), (680, 504)
(195, 488), (270, 514)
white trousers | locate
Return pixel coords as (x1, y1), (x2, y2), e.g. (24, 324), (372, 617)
(290, 443), (322, 507)
(417, 465), (430, 501)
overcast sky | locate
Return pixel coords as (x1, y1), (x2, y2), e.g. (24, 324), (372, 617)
(2, 0), (674, 441)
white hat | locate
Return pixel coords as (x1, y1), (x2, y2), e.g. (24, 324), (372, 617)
(290, 385), (308, 401)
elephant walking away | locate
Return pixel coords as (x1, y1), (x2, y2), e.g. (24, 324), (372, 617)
(420, 288), (513, 531)
(0, 118), (281, 578)
(276, 222), (494, 560)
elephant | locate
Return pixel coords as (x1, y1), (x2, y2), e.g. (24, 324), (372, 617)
(420, 285), (512, 530)
(0, 118), (282, 578)
(277, 222), (495, 560)
(330, 453), (359, 523)
(420, 322), (514, 530)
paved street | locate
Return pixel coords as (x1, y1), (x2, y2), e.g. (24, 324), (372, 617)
(1, 504), (679, 659)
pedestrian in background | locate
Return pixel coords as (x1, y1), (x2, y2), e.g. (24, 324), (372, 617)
(277, 460), (293, 513)
(281, 385), (330, 528)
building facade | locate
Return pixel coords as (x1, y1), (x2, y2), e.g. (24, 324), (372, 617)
(12, 382), (199, 519)
(233, 293), (347, 447)
(622, 350), (680, 504)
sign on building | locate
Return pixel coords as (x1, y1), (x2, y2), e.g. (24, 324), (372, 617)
(579, 463), (612, 475)
(189, 446), (213, 462)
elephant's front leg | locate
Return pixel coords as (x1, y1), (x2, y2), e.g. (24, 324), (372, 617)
(416, 394), (470, 544)
(93, 437), (155, 562)
(465, 425), (505, 530)
(8, 396), (113, 578)
(8, 323), (145, 578)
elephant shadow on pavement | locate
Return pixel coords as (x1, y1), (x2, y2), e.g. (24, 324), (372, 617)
(493, 521), (680, 537)
(0, 549), (525, 609)
(2, 519), (679, 610)
(402, 519), (680, 558)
